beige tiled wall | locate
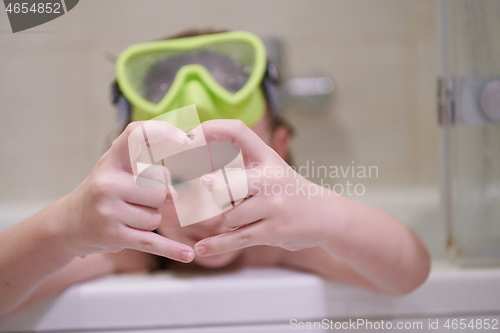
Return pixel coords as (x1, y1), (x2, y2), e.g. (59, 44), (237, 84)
(0, 0), (439, 201)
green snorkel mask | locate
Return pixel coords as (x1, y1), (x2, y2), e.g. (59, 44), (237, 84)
(114, 31), (269, 129)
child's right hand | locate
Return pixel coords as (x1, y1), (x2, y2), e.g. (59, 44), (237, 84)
(58, 122), (195, 263)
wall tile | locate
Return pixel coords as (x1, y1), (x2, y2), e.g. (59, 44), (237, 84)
(0, 0), (439, 200)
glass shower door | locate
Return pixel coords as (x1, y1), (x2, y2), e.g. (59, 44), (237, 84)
(439, 0), (500, 266)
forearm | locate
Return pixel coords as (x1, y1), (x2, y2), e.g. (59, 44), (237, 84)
(280, 246), (383, 292)
(3, 245), (156, 317)
(317, 193), (430, 295)
(0, 196), (76, 317)
(12, 253), (124, 316)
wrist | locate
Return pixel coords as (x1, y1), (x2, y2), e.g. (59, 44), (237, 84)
(313, 189), (347, 252)
(24, 195), (79, 266)
(45, 194), (86, 259)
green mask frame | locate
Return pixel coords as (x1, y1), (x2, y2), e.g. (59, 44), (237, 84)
(115, 31), (268, 131)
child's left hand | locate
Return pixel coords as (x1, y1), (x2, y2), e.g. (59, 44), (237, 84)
(190, 119), (335, 257)
(189, 119), (430, 295)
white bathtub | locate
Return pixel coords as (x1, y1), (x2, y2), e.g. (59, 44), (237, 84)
(1, 188), (499, 332)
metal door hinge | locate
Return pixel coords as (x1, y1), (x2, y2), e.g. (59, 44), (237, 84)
(438, 76), (500, 126)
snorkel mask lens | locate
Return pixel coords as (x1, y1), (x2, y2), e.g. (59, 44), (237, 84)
(142, 45), (252, 103)
(116, 31), (268, 126)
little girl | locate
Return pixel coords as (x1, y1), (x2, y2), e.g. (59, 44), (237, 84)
(0, 30), (430, 318)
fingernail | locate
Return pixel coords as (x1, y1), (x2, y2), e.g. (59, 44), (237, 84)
(181, 251), (194, 262)
(200, 174), (216, 189)
(195, 245), (207, 255)
(176, 131), (188, 144)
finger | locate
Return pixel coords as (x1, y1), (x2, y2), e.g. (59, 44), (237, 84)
(120, 121), (185, 201)
(111, 171), (169, 209)
(123, 228), (194, 263)
(205, 167), (263, 209)
(194, 222), (268, 256)
(210, 169), (248, 209)
(189, 119), (272, 164)
(128, 164), (178, 202)
(220, 195), (270, 229)
(119, 202), (163, 231)
(140, 120), (191, 162)
(110, 121), (188, 173)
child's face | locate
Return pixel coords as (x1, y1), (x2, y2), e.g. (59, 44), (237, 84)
(156, 114), (274, 268)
